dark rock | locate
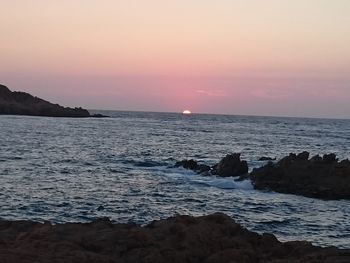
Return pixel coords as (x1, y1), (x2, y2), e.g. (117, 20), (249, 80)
(310, 154), (323, 162)
(175, 159), (199, 170)
(91, 113), (109, 118)
(175, 159), (210, 174)
(296, 151), (309, 160)
(250, 152), (350, 199)
(0, 213), (348, 262)
(258, 156), (276, 161)
(197, 164), (211, 174)
(0, 84), (103, 118)
(323, 153), (338, 163)
(213, 153), (248, 177)
(175, 154), (249, 177)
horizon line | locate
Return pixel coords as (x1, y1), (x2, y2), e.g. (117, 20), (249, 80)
(88, 108), (350, 121)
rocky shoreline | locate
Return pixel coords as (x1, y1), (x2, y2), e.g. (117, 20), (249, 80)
(175, 152), (350, 200)
(0, 213), (349, 263)
(0, 84), (107, 118)
(250, 152), (350, 199)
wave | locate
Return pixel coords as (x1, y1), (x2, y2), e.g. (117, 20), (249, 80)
(191, 176), (253, 190)
(166, 167), (253, 190)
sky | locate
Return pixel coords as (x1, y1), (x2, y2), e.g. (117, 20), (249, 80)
(1, 0), (350, 118)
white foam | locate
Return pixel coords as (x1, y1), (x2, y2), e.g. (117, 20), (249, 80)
(165, 167), (253, 190)
(191, 176), (253, 190)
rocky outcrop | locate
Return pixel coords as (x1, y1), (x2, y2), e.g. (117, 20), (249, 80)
(175, 153), (248, 177)
(0, 84), (106, 117)
(176, 152), (350, 200)
(212, 153), (248, 177)
(175, 159), (211, 174)
(250, 151), (350, 199)
(0, 213), (348, 263)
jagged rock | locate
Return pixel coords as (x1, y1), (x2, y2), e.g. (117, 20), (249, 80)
(0, 213), (348, 263)
(213, 153), (248, 177)
(250, 152), (350, 199)
(175, 159), (211, 174)
(175, 159), (198, 170)
(323, 153), (338, 163)
(175, 154), (248, 177)
(0, 84), (102, 117)
(310, 154), (323, 162)
(296, 151), (309, 160)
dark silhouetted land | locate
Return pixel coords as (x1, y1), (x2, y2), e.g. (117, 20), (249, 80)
(0, 84), (94, 117)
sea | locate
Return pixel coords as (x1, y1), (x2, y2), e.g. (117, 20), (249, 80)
(0, 111), (349, 249)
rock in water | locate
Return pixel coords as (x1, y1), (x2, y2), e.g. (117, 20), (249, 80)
(0, 84), (91, 117)
(175, 159), (199, 170)
(250, 152), (350, 199)
(175, 159), (211, 174)
(0, 213), (349, 262)
(213, 153), (248, 177)
(175, 154), (249, 177)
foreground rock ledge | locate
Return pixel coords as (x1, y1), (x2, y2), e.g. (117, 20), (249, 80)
(0, 213), (349, 263)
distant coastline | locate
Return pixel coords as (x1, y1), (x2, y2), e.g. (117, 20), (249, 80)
(0, 84), (107, 118)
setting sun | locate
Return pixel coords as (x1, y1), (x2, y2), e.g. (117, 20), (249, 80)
(182, 110), (192, 115)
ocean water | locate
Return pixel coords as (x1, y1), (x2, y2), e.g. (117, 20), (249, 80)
(0, 111), (349, 249)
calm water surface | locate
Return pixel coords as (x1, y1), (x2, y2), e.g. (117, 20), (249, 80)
(0, 111), (349, 248)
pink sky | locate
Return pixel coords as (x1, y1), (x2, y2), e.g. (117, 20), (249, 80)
(1, 1), (350, 118)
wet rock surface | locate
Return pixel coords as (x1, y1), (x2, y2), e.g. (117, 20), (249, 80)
(175, 159), (211, 174)
(250, 151), (350, 199)
(175, 153), (248, 177)
(0, 84), (95, 117)
(0, 213), (349, 263)
(212, 153), (248, 177)
(176, 151), (350, 200)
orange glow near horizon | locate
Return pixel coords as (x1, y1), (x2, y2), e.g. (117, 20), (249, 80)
(1, 1), (350, 76)
(1, 1), (350, 118)
(182, 110), (192, 115)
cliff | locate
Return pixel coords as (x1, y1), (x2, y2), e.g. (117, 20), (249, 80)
(0, 84), (91, 117)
